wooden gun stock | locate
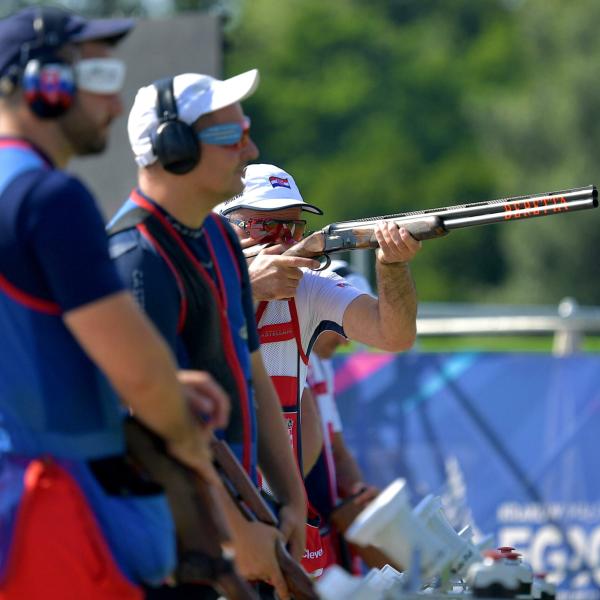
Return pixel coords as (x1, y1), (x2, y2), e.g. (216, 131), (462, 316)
(125, 418), (258, 600)
(212, 439), (319, 600)
(211, 437), (278, 526)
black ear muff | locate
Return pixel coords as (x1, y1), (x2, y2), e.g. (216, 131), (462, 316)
(21, 7), (75, 119)
(151, 77), (200, 175)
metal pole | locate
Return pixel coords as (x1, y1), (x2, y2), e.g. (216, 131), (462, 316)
(349, 249), (372, 289)
(553, 297), (581, 356)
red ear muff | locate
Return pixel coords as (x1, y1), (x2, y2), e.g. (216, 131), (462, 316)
(22, 58), (75, 119)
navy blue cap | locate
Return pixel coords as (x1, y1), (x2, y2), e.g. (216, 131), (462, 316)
(0, 7), (134, 77)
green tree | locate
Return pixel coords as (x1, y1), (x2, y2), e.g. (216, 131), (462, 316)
(0, 1), (146, 17)
(468, 0), (600, 303)
(226, 0), (521, 300)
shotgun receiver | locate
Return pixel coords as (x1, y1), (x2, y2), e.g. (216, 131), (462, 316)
(246, 185), (598, 265)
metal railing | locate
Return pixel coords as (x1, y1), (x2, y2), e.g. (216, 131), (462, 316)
(416, 298), (600, 355)
(346, 250), (600, 355)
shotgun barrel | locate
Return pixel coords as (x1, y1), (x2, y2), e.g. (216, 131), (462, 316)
(306, 185), (598, 255)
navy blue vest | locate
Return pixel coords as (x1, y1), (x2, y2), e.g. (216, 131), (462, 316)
(0, 140), (123, 459)
(108, 191), (258, 481)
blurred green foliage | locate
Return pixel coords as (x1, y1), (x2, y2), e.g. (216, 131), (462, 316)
(0, 0), (144, 18)
(224, 0), (600, 303)
(468, 0), (600, 304)
(4, 0), (599, 304)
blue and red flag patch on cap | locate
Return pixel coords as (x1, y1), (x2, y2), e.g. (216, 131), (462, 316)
(269, 176), (291, 189)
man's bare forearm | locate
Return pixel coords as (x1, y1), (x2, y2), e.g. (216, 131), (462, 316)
(332, 432), (365, 498)
(341, 224), (419, 352)
(374, 260), (417, 351)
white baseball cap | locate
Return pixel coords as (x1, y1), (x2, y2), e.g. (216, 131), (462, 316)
(215, 163), (323, 216)
(128, 68), (260, 168)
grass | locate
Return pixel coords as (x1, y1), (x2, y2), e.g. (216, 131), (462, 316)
(338, 336), (600, 353)
(417, 335), (600, 352)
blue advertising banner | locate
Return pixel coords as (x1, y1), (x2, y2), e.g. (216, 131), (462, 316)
(333, 351), (600, 599)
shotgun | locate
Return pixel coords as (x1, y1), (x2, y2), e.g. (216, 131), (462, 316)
(244, 185), (598, 266)
(125, 418), (259, 600)
(125, 418), (318, 600)
(212, 438), (320, 600)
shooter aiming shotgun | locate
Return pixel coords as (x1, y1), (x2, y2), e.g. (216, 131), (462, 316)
(246, 185), (598, 267)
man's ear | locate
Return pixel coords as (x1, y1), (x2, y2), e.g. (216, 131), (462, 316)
(0, 74), (17, 96)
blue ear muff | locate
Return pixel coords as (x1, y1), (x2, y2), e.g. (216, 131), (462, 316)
(151, 77), (200, 175)
(21, 7), (75, 119)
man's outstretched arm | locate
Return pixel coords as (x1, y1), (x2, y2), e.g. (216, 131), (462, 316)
(343, 223), (420, 352)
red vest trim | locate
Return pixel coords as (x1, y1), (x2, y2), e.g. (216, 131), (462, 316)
(137, 223), (188, 334)
(0, 273), (61, 316)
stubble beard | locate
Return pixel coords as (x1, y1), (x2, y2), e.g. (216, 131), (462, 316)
(58, 103), (111, 156)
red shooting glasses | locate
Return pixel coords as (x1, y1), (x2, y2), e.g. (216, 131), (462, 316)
(229, 217), (307, 242)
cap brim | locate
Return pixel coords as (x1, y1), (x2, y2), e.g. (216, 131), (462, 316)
(222, 199), (323, 216)
(209, 69), (260, 113)
(70, 18), (135, 44)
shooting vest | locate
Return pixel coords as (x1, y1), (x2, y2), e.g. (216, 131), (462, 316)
(255, 298), (309, 466)
(255, 299), (327, 576)
(108, 191), (257, 480)
(0, 140), (123, 459)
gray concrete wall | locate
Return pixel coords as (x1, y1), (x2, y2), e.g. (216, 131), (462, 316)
(69, 12), (221, 219)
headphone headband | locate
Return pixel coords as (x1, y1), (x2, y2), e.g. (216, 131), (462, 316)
(151, 77), (200, 175)
(154, 77), (178, 124)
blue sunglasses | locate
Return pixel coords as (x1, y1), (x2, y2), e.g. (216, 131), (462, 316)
(197, 116), (251, 148)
